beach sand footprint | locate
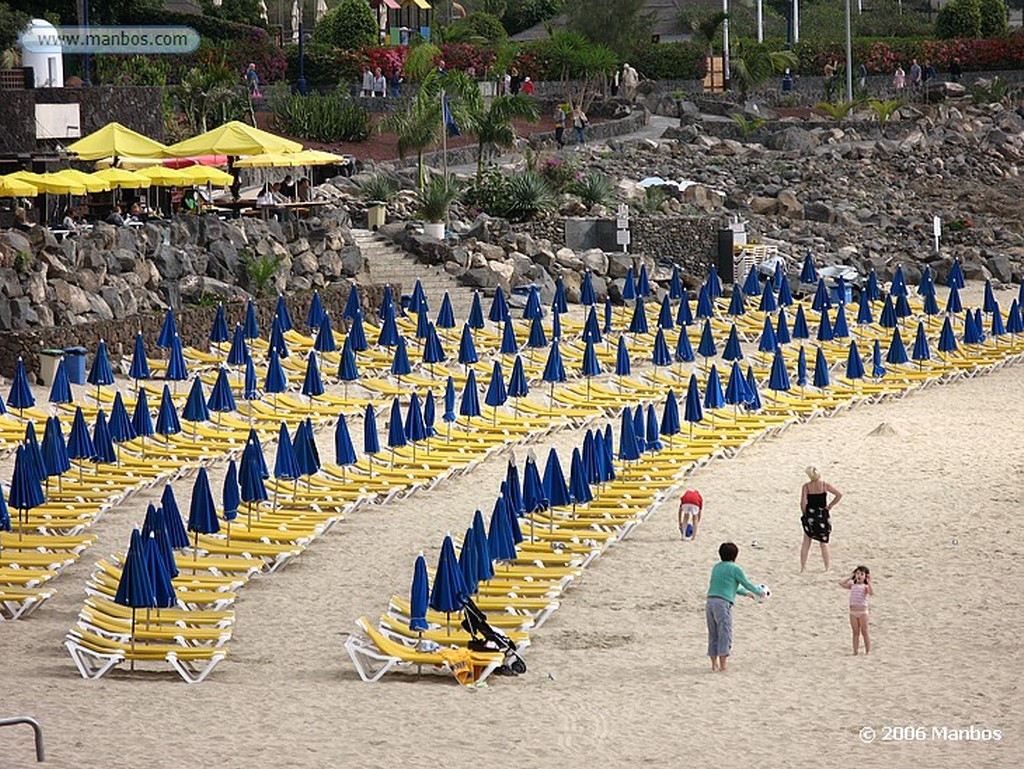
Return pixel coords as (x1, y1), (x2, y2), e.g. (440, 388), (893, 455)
(867, 421), (897, 437)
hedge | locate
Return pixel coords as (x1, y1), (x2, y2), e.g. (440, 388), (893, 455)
(792, 36), (1024, 75)
(628, 42), (707, 81)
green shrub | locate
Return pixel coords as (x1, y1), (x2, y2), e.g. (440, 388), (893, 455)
(978, 0), (1010, 37)
(628, 42), (707, 81)
(730, 113), (765, 137)
(362, 174), (401, 203)
(501, 171), (555, 222)
(867, 98), (905, 124)
(314, 0), (378, 50)
(271, 89), (370, 143)
(539, 154), (580, 194)
(569, 171), (615, 208)
(245, 252), (282, 297)
(635, 185), (669, 216)
(447, 12), (509, 44)
(418, 174), (461, 222)
(815, 100), (857, 123)
(284, 42), (343, 87)
(936, 0), (982, 39)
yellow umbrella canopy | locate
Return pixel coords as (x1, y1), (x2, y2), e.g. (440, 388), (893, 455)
(295, 149), (348, 165)
(233, 149), (347, 168)
(164, 121), (303, 157)
(50, 168), (111, 193)
(94, 167), (152, 189)
(0, 174), (39, 197)
(177, 165), (234, 185)
(136, 166), (190, 187)
(67, 122), (169, 161)
(7, 170), (86, 195)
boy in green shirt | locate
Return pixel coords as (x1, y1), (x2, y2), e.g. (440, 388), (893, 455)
(706, 542), (763, 671)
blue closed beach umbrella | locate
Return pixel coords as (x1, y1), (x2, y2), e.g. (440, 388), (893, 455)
(543, 448), (572, 509)
(390, 335), (412, 379)
(800, 251), (818, 284)
(759, 280), (777, 313)
(912, 322), (931, 366)
(632, 406), (646, 453)
(683, 373), (703, 436)
(422, 323), (446, 368)
(636, 263), (651, 298)
(141, 506), (178, 579)
(210, 303), (230, 347)
(768, 348), (791, 392)
(697, 319), (717, 361)
(894, 293), (912, 320)
(334, 413), (357, 468)
(657, 295), (674, 330)
(696, 284), (714, 319)
(622, 267), (636, 302)
(872, 340), (886, 378)
(443, 376), (457, 423)
(722, 323), (744, 362)
(890, 265), (908, 298)
(23, 423), (45, 488)
(582, 306), (602, 345)
(811, 279), (831, 313)
(109, 391), (136, 447)
(504, 461), (525, 518)
(542, 340), (566, 392)
(508, 355), (529, 402)
(415, 305), (431, 340)
(991, 303), (1006, 337)
(424, 391), (437, 437)
(67, 406), (96, 470)
(523, 285), (543, 320)
(293, 418), (321, 477)
(792, 305), (810, 340)
(938, 316), (958, 353)
(182, 376), (210, 434)
(489, 285), (509, 324)
(550, 305), (562, 341)
(207, 367), (237, 422)
(188, 466), (220, 557)
(878, 295), (897, 329)
(645, 405), (663, 452)
(377, 301), (400, 347)
(569, 447), (594, 507)
(704, 365), (725, 411)
(922, 290), (940, 318)
(7, 357), (34, 413)
(409, 553), (430, 632)
(430, 535), (468, 631)
(796, 346), (808, 387)
(347, 309), (369, 352)
(727, 284), (746, 317)
(674, 327), (694, 364)
(87, 339), (115, 400)
(42, 415), (71, 483)
(302, 351), (325, 402)
(314, 312), (337, 355)
(522, 452), (548, 515)
(945, 285), (963, 316)
(92, 409), (117, 464)
(745, 366), (762, 410)
(336, 338), (359, 393)
(404, 393), (427, 458)
(157, 308), (178, 349)
(580, 341), (601, 385)
(458, 526), (480, 597)
(628, 296), (648, 334)
(114, 529), (156, 658)
(677, 289), (694, 326)
(652, 328), (672, 367)
(706, 265), (723, 298)
(408, 280), (426, 316)
(661, 389), (681, 444)
(129, 332), (151, 386)
(527, 313), (548, 351)
(887, 328), (909, 365)
(223, 459), (240, 522)
(865, 270), (880, 302)
(460, 369), (481, 420)
(833, 306), (850, 339)
(268, 314), (289, 360)
(846, 341), (865, 380)
(243, 356), (259, 402)
(777, 277), (794, 307)
(484, 360), (508, 417)
(500, 318), (519, 355)
(468, 291), (485, 329)
(615, 335), (631, 377)
(835, 276), (848, 307)
(227, 324), (249, 368)
(239, 440), (268, 525)
(580, 271), (596, 306)
(669, 265), (683, 300)
(243, 299), (259, 339)
(264, 347), (289, 402)
(1008, 300), (1024, 335)
(743, 266), (761, 297)
(274, 422), (301, 483)
(145, 532), (177, 609)
(775, 308), (792, 345)
(488, 498), (517, 561)
(815, 346), (831, 387)
(816, 308), (834, 342)
(9, 443), (43, 534)
(165, 334), (189, 382)
(724, 361), (748, 412)
(918, 265), (935, 297)
(49, 357), (73, 405)
(604, 296), (614, 334)
(307, 290), (324, 331)
(275, 294), (294, 331)
(457, 324), (478, 367)
(856, 291), (874, 325)
(161, 484), (191, 549)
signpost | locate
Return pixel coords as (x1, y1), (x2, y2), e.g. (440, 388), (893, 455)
(616, 204), (630, 253)
(933, 215), (942, 253)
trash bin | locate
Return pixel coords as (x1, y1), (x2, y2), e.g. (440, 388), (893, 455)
(782, 72), (794, 93)
(39, 349), (64, 387)
(367, 202), (387, 231)
(64, 346), (87, 384)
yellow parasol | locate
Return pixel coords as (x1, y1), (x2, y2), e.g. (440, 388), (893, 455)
(94, 167), (152, 189)
(176, 165), (234, 186)
(67, 122), (169, 161)
(0, 174), (39, 197)
(7, 170), (87, 195)
(234, 149), (347, 168)
(164, 121), (303, 157)
(136, 166), (191, 187)
(49, 168), (111, 193)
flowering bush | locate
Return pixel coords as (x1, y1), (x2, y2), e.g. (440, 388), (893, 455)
(796, 36), (1024, 74)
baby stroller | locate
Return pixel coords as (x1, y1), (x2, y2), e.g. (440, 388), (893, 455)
(461, 598), (527, 676)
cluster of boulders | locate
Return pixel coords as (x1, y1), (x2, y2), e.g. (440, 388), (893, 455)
(0, 209), (362, 332)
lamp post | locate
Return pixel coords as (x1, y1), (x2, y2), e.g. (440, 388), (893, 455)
(297, 0), (307, 95)
(844, 0), (853, 101)
(757, 0), (763, 43)
(722, 0), (730, 88)
(81, 0), (91, 87)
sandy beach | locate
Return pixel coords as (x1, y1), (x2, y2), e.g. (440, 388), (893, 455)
(3, 284), (1022, 769)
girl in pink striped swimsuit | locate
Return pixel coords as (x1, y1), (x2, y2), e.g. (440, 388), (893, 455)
(839, 566), (873, 655)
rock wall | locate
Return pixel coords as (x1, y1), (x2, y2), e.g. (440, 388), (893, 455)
(0, 86), (164, 154)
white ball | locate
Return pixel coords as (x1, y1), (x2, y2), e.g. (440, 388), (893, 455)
(758, 584), (772, 599)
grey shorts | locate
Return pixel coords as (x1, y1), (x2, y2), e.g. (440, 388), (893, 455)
(706, 596), (733, 657)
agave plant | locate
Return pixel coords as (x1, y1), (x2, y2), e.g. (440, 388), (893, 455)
(501, 171), (555, 222)
(867, 98), (904, 125)
(815, 100), (857, 124)
(417, 174), (461, 223)
(361, 173), (400, 203)
(570, 170), (616, 208)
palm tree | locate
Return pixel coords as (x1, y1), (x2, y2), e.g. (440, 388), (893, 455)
(468, 94), (539, 182)
(545, 28), (617, 112)
(729, 42), (798, 100)
(687, 11), (728, 91)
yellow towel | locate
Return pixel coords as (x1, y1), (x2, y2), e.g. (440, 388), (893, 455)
(438, 647), (475, 685)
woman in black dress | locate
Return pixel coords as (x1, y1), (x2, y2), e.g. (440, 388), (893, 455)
(800, 466), (842, 572)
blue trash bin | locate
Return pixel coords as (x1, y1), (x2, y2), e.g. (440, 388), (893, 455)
(64, 346), (87, 384)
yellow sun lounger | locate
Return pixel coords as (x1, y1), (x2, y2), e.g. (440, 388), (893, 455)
(65, 627), (227, 684)
(1, 586), (56, 620)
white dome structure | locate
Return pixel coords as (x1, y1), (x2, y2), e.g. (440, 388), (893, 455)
(20, 18), (64, 88)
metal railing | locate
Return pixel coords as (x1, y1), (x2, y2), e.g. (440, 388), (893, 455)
(0, 716), (45, 762)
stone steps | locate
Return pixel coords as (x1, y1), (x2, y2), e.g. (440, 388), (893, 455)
(351, 228), (477, 317)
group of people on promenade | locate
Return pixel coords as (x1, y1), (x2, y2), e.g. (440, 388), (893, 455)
(683, 465), (874, 672)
